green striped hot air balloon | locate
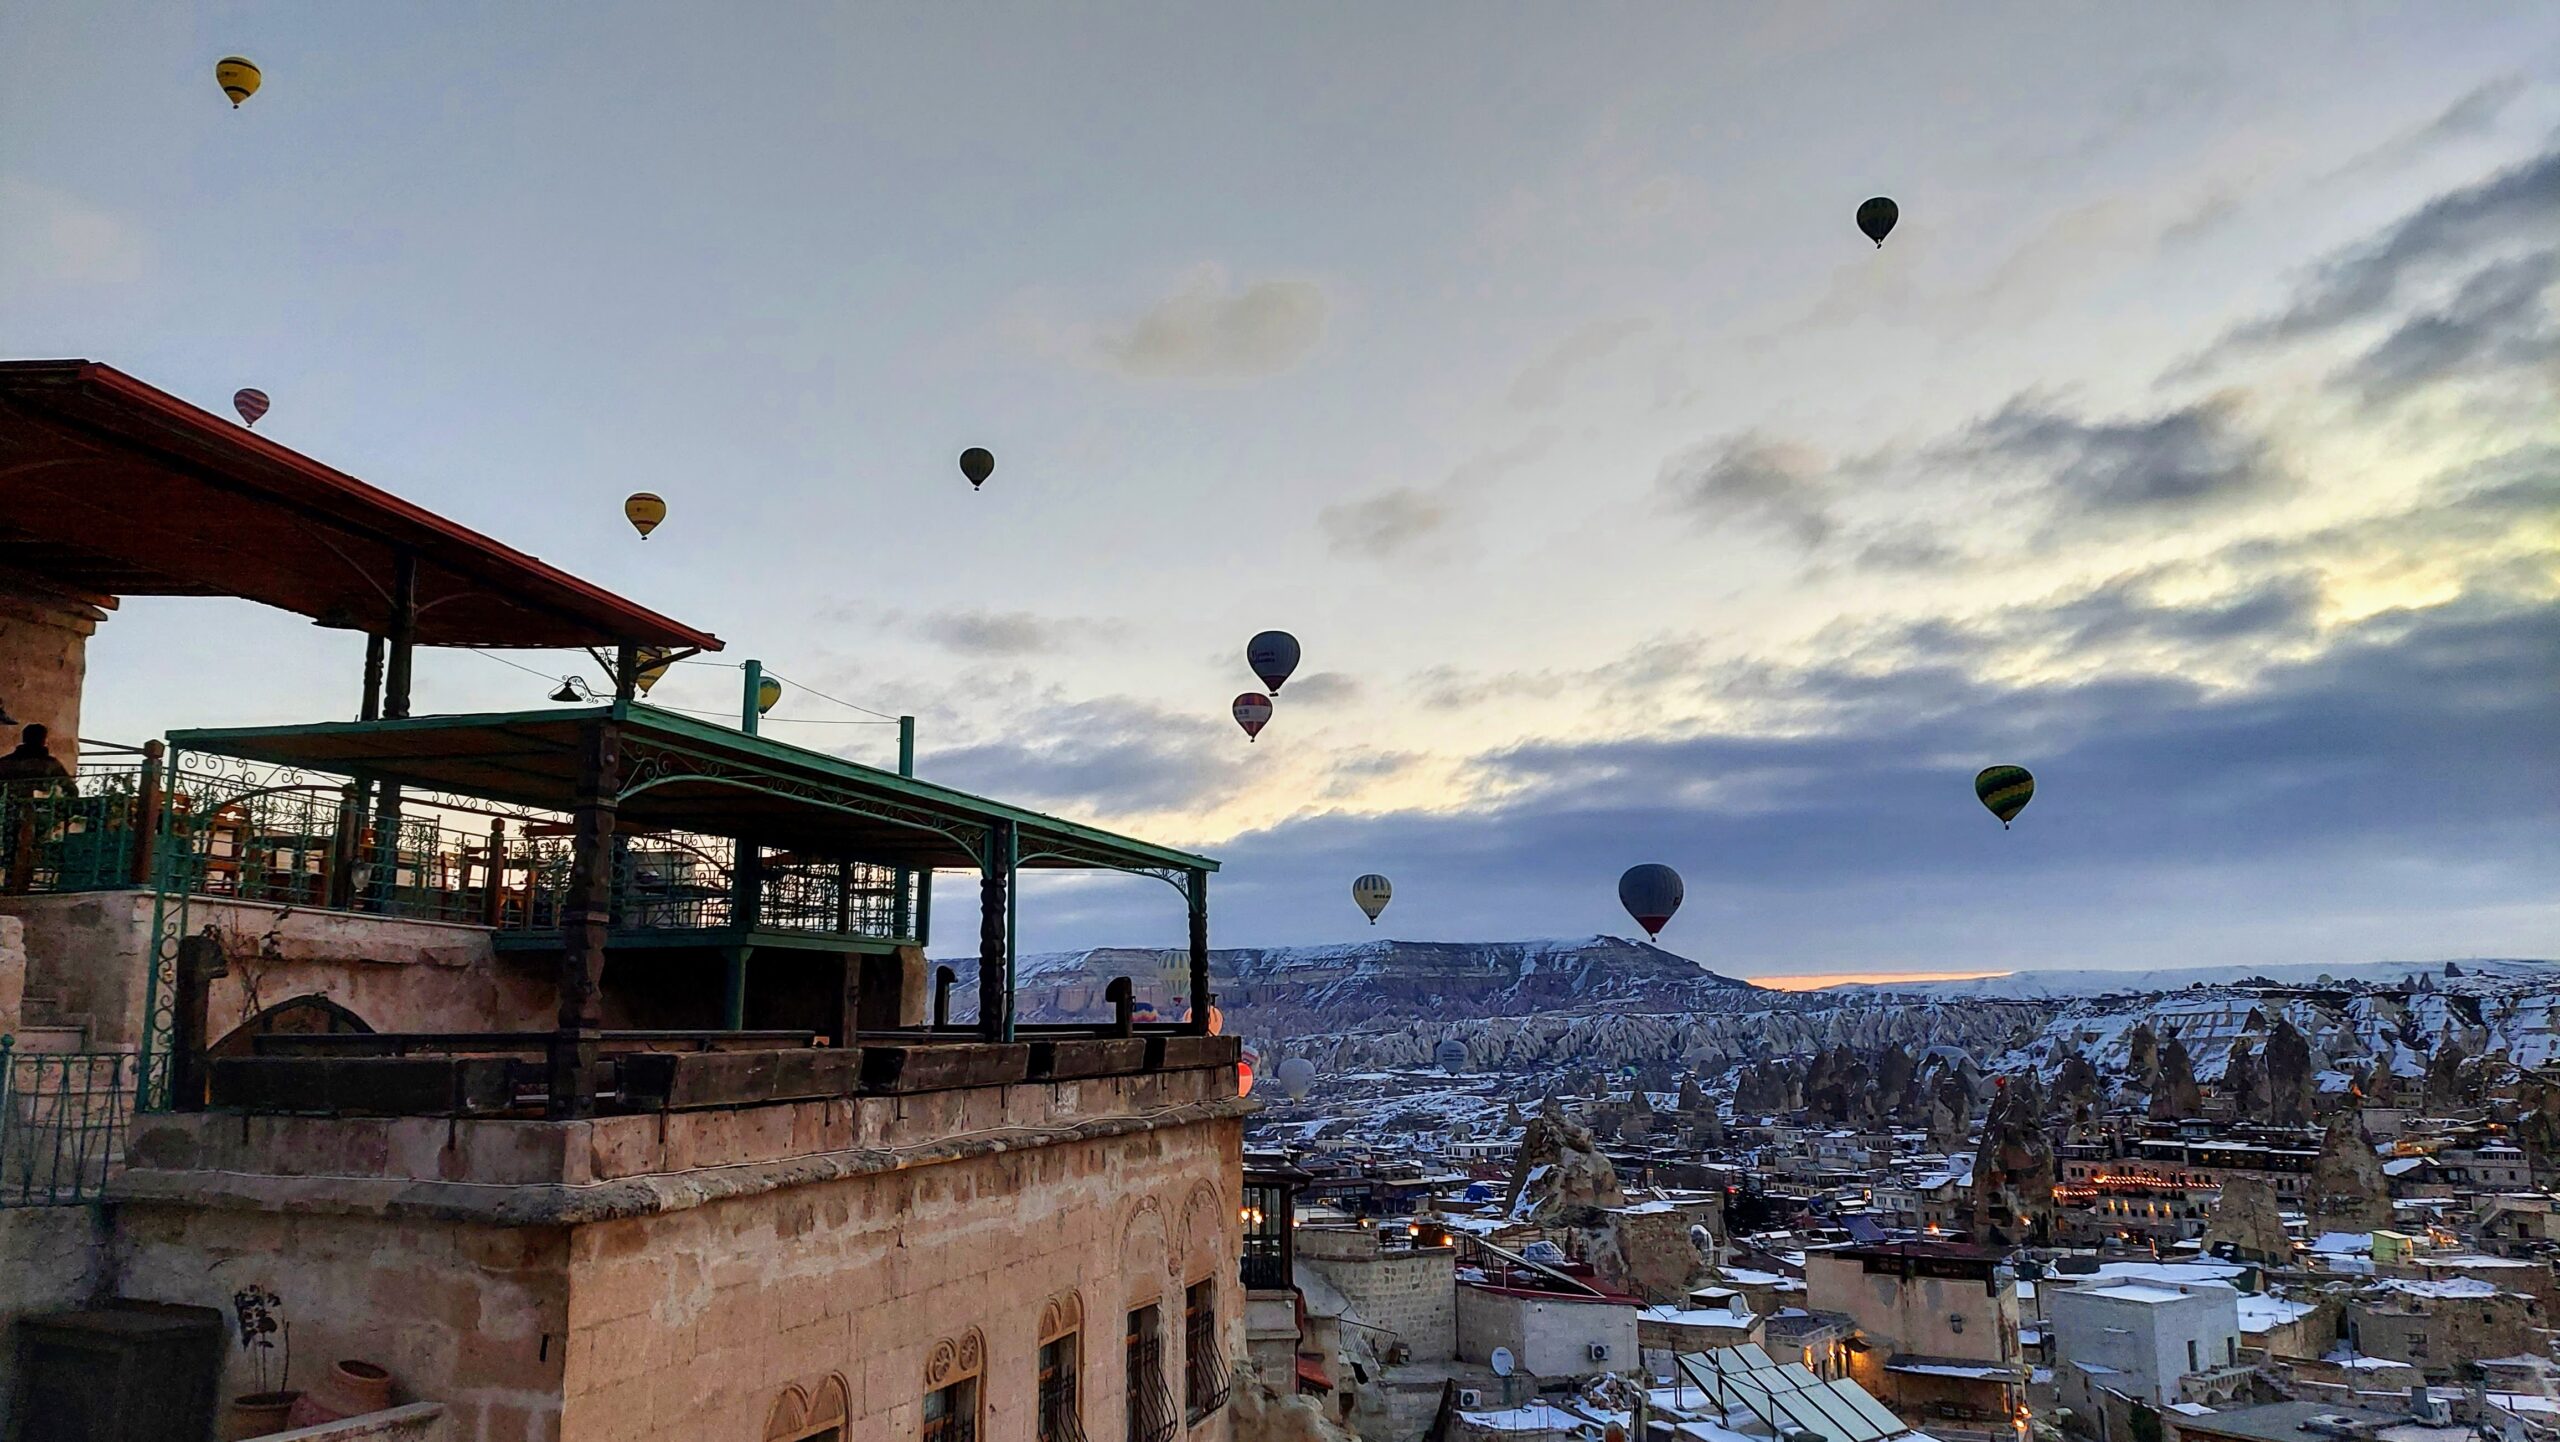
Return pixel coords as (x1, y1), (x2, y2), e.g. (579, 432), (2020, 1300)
(1975, 765), (2035, 829)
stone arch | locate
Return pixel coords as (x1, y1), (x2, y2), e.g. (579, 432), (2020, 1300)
(765, 1375), (848, 1442)
(208, 993), (372, 1058)
(1120, 1195), (1169, 1305)
(1039, 1289), (1085, 1344)
(1177, 1179), (1228, 1285)
(925, 1326), (985, 1390)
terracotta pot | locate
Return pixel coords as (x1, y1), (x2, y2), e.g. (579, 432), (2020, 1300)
(331, 1358), (397, 1414)
(224, 1391), (299, 1440)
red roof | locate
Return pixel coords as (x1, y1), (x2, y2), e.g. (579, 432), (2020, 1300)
(0, 360), (719, 651)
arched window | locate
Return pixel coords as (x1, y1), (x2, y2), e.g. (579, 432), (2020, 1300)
(926, 1328), (985, 1442)
(766, 1375), (849, 1442)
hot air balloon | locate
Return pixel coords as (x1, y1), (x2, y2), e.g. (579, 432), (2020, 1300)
(1276, 1056), (1316, 1100)
(1131, 1001), (1160, 1025)
(959, 447), (995, 490)
(215, 57), (261, 108)
(1352, 874), (1392, 925)
(1232, 692), (1272, 742)
(1975, 765), (2035, 828)
(624, 493), (666, 539)
(232, 389), (269, 427)
(1435, 1038), (1468, 1075)
(1246, 631), (1301, 692)
(755, 676), (783, 715)
(1618, 863), (1684, 938)
(1857, 197), (1898, 248)
(1237, 1060), (1256, 1097)
(1206, 1005), (1223, 1036)
(633, 648), (674, 697)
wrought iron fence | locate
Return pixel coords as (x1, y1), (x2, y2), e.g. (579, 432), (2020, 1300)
(502, 831), (919, 942)
(0, 750), (157, 895)
(1125, 1323), (1177, 1442)
(1184, 1286), (1231, 1422)
(0, 1040), (138, 1206)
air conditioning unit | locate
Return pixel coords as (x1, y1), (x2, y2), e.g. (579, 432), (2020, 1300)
(1588, 1342), (1613, 1363)
(1459, 1390), (1485, 1409)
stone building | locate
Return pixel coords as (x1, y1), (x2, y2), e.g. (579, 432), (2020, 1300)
(2342, 1277), (2544, 1381)
(1803, 1242), (2023, 1433)
(0, 361), (1250, 1442)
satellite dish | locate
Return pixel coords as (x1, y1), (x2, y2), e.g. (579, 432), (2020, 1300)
(1491, 1347), (1516, 1378)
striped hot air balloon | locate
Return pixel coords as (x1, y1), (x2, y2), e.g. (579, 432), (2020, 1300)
(232, 389), (269, 426)
(1352, 874), (1392, 925)
(1232, 692), (1272, 742)
(1975, 765), (2035, 828)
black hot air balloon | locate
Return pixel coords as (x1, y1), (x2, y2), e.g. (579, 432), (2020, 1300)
(959, 448), (995, 490)
(1618, 863), (1684, 938)
(1247, 631), (1301, 692)
(1857, 197), (1898, 248)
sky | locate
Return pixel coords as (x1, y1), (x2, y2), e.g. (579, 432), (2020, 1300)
(2, 5), (2555, 973)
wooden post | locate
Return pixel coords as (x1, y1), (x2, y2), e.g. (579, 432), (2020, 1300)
(130, 740), (164, 886)
(382, 554), (417, 720)
(721, 946), (751, 1030)
(613, 642), (639, 702)
(481, 818), (507, 927)
(934, 965), (956, 1029)
(548, 719), (619, 1119)
(977, 822), (1011, 1043)
(1106, 977), (1136, 1039)
(1185, 868), (1211, 1036)
(170, 933), (228, 1113)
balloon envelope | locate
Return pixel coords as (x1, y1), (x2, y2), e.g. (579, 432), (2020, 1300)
(1276, 1056), (1316, 1100)
(232, 389), (269, 427)
(1237, 1060), (1256, 1097)
(1246, 631), (1301, 691)
(1857, 196), (1899, 247)
(1232, 692), (1272, 741)
(1435, 1038), (1468, 1074)
(755, 677), (782, 715)
(959, 447), (995, 489)
(624, 492), (666, 539)
(1975, 765), (2035, 828)
(1618, 863), (1684, 938)
(1352, 873), (1392, 924)
(215, 56), (261, 107)
(633, 647), (674, 697)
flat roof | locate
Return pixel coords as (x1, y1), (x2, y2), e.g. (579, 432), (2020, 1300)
(169, 703), (1217, 875)
(0, 360), (719, 651)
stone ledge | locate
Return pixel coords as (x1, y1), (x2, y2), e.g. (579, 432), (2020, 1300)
(110, 1094), (1254, 1227)
(258, 1402), (446, 1440)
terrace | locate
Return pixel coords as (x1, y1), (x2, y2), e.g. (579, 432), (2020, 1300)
(0, 359), (1229, 1149)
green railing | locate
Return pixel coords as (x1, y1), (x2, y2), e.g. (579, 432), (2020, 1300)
(502, 832), (918, 941)
(0, 1038), (138, 1206)
(0, 750), (157, 895)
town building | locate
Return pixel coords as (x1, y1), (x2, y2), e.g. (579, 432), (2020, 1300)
(2047, 1278), (2248, 1417)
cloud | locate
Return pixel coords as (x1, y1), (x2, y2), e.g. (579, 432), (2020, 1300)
(1016, 589), (2559, 967)
(2333, 248), (2558, 403)
(910, 609), (1119, 657)
(2327, 75), (2529, 179)
(1964, 392), (2291, 515)
(1318, 488), (1454, 558)
(2206, 145), (2560, 360)
(1658, 433), (1835, 546)
(1089, 265), (1329, 381)
(1506, 318), (1651, 410)
(921, 695), (1240, 816)
(1281, 672), (1361, 705)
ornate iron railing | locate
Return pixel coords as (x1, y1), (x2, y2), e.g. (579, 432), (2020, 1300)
(1184, 1290), (1231, 1422)
(0, 1040), (138, 1206)
(1125, 1330), (1177, 1442)
(497, 833), (917, 941)
(1038, 1342), (1088, 1442)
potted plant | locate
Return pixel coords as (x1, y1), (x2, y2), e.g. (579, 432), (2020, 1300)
(225, 1285), (297, 1438)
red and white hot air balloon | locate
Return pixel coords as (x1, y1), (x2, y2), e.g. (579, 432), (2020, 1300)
(1232, 692), (1272, 742)
(232, 389), (270, 427)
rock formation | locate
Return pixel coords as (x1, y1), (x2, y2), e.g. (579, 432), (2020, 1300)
(2265, 1019), (2315, 1126)
(2152, 1036), (2202, 1119)
(1504, 1099), (1627, 1224)
(2306, 1107), (2392, 1234)
(1970, 1076), (2055, 1246)
(2202, 1175), (2293, 1263)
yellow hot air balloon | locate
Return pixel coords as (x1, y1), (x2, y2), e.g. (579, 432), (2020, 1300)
(624, 492), (666, 539)
(756, 676), (782, 715)
(634, 648), (674, 697)
(215, 57), (261, 108)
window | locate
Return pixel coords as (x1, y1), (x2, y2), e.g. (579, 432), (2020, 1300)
(2187, 1340), (2199, 1372)
(925, 1379), (979, 1442)
(1185, 1280), (1232, 1422)
(1041, 1334), (1086, 1442)
(2225, 1338), (2237, 1366)
(1127, 1306), (1176, 1442)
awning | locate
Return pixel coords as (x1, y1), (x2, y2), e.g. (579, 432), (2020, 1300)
(169, 702), (1219, 875)
(1295, 1356), (1332, 1392)
(0, 360), (719, 651)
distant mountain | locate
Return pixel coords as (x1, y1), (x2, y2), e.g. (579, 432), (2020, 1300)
(1833, 957), (2559, 999)
(956, 934), (1754, 1029)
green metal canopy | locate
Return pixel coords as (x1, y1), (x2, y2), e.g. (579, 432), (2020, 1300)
(168, 703), (1219, 878)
